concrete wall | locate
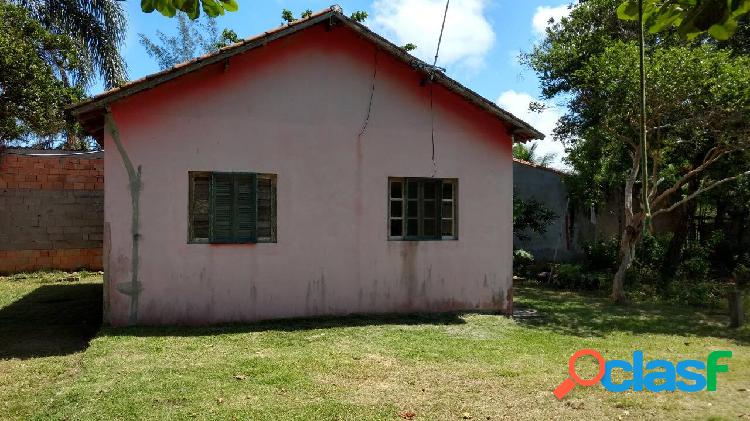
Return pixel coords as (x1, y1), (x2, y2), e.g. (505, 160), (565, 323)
(0, 150), (103, 274)
(512, 160), (681, 263)
(104, 23), (515, 325)
(512, 159), (581, 262)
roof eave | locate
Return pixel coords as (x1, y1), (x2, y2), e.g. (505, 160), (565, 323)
(69, 8), (545, 142)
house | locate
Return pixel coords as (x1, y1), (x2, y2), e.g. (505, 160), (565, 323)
(70, 7), (543, 325)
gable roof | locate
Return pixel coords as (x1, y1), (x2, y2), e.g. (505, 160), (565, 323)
(70, 7), (544, 143)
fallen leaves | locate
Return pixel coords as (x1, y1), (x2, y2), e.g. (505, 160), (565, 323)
(398, 410), (416, 420)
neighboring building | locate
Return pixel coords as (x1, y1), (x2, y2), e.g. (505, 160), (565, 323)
(512, 158), (581, 262)
(70, 8), (543, 325)
(512, 158), (679, 263)
(0, 149), (103, 274)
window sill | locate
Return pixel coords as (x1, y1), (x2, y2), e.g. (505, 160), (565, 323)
(388, 237), (458, 241)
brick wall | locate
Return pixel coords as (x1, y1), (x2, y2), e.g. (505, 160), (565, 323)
(0, 149), (104, 274)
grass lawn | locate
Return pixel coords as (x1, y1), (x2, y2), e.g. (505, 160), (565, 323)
(1, 272), (749, 420)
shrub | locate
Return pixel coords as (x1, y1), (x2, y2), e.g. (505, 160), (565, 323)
(513, 249), (535, 276)
(546, 263), (607, 291)
(583, 236), (619, 271)
(635, 233), (670, 270)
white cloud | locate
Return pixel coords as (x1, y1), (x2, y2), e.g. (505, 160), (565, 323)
(532, 4), (571, 38)
(371, 0), (495, 71)
(496, 90), (567, 169)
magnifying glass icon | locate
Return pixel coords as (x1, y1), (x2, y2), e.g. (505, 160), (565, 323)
(553, 349), (606, 400)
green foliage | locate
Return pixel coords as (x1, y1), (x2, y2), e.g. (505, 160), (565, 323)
(402, 43), (418, 51)
(217, 28), (239, 48)
(512, 142), (556, 167)
(545, 264), (609, 290)
(617, 0), (750, 40)
(350, 11), (368, 22)
(621, 233), (737, 307)
(281, 8), (295, 23)
(141, 0), (238, 20)
(512, 189), (557, 241)
(583, 236), (620, 271)
(0, 2), (83, 145)
(138, 13), (237, 70)
(527, 0), (750, 208)
(15, 0), (128, 90)
(735, 264), (750, 290)
(281, 8), (367, 25)
(513, 249), (535, 275)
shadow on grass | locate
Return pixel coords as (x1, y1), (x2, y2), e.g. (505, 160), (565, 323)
(514, 283), (750, 345)
(101, 311), (467, 338)
(0, 283), (102, 359)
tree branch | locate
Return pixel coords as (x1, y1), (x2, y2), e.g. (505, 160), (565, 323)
(652, 169), (750, 217)
(651, 147), (731, 208)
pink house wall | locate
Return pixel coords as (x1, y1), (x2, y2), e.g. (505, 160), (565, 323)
(103, 24), (514, 325)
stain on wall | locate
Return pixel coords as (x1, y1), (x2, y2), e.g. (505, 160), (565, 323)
(102, 23), (515, 325)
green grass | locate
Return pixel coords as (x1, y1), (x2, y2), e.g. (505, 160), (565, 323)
(1, 273), (749, 420)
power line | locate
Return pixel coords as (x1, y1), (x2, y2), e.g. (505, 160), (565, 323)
(433, 0), (450, 69)
(430, 0), (450, 178)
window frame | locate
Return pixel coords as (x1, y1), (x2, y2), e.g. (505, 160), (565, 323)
(388, 177), (458, 241)
(188, 171), (277, 244)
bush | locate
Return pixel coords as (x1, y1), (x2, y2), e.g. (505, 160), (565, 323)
(513, 249), (535, 276)
(583, 236), (619, 271)
(545, 263), (608, 291)
(635, 233), (670, 270)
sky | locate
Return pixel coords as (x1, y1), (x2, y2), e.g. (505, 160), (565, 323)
(107, 0), (572, 168)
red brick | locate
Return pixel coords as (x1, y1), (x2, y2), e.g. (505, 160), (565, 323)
(18, 181), (42, 189)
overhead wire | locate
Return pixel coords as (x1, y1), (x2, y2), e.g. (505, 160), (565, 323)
(430, 0), (450, 177)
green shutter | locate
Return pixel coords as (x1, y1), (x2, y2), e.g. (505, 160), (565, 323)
(210, 173), (235, 243)
(234, 173), (257, 243)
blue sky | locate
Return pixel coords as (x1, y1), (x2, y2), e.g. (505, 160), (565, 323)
(107, 0), (571, 167)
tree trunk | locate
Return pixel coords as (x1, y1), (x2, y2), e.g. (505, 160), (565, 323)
(612, 223), (641, 304)
(728, 289), (744, 328)
(661, 191), (697, 283)
(614, 147), (642, 304)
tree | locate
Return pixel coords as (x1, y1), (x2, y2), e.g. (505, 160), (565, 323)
(526, 0), (750, 303)
(0, 2), (83, 146)
(14, 0), (128, 89)
(617, 0), (750, 40)
(141, 0), (238, 20)
(139, 13), (239, 70)
(512, 142), (556, 167)
(513, 189), (557, 241)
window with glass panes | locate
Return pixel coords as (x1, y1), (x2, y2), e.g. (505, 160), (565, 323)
(388, 178), (457, 240)
(189, 172), (277, 243)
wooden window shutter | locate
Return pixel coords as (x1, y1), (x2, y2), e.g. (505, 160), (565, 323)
(210, 173), (236, 243)
(234, 173), (258, 243)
